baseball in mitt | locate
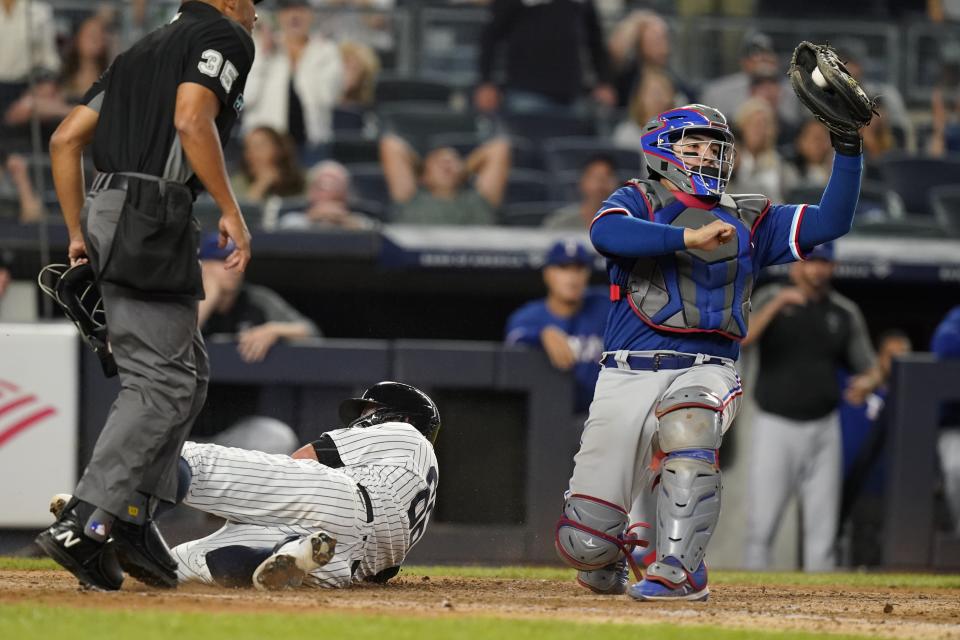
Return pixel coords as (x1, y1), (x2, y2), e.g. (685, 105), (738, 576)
(788, 41), (878, 155)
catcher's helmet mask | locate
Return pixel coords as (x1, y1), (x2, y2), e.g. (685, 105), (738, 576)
(642, 105), (735, 197)
(38, 263), (118, 377)
(339, 381), (441, 444)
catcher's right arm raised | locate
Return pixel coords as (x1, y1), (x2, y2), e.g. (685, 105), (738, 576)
(788, 41), (878, 156)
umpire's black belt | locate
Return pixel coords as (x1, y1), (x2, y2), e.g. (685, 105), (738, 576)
(600, 351), (730, 372)
(91, 171), (179, 195)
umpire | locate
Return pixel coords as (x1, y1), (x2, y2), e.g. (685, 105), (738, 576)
(36, 0), (260, 591)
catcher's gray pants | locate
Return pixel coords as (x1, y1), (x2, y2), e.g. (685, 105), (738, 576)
(568, 356), (741, 526)
(743, 409), (841, 571)
(74, 187), (209, 520)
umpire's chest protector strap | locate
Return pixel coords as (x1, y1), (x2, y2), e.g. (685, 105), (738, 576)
(620, 180), (770, 340)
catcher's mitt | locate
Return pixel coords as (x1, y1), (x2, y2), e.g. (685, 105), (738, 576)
(788, 41), (877, 138)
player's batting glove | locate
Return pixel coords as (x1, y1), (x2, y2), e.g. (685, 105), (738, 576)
(788, 41), (878, 156)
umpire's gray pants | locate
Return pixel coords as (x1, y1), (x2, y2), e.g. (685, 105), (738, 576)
(74, 187), (209, 520)
(743, 408), (841, 571)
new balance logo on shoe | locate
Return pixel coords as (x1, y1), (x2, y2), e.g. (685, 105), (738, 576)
(54, 530), (82, 549)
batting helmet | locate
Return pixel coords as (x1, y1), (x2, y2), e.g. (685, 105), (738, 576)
(640, 104), (735, 197)
(38, 263), (117, 377)
(339, 381), (441, 444)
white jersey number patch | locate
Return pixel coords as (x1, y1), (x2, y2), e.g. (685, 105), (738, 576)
(198, 49), (224, 77)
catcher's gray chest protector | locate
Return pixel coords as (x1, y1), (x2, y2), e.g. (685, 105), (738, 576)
(622, 180), (768, 340)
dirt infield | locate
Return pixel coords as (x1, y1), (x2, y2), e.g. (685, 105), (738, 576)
(2, 569), (959, 639)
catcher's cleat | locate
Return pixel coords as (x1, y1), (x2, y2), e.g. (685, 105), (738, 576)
(112, 520), (179, 589)
(628, 558), (709, 602)
(253, 531), (337, 591)
(49, 493), (72, 520)
(35, 509), (124, 591)
(576, 560), (628, 595)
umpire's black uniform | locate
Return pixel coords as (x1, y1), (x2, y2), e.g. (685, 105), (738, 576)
(37, 1), (256, 591)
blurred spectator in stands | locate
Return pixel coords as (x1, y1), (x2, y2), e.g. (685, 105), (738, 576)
(380, 133), (510, 225)
(701, 31), (800, 134)
(337, 41), (380, 112)
(232, 126), (306, 204)
(505, 240), (605, 414)
(0, 151), (42, 222)
(929, 52), (960, 156)
(742, 243), (878, 571)
(607, 10), (691, 109)
(783, 119), (833, 193)
(833, 38), (912, 150)
(59, 16), (112, 104)
(243, 0), (343, 150)
(0, 0), (60, 116)
(929, 0), (960, 21)
(4, 15), (113, 134)
(728, 98), (786, 202)
(860, 106), (898, 170)
(277, 160), (375, 230)
(932, 306), (960, 534)
(611, 68), (676, 150)
(542, 154), (619, 230)
(198, 234), (320, 363)
(474, 0), (615, 115)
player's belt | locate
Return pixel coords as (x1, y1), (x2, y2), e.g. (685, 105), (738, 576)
(356, 484), (373, 523)
(600, 352), (729, 371)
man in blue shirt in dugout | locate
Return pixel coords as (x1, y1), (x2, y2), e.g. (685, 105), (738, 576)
(505, 240), (607, 414)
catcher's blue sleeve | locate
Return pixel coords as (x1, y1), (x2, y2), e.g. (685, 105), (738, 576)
(589, 187), (688, 258)
(753, 152), (863, 267)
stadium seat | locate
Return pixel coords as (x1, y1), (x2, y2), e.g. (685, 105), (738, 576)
(873, 153), (960, 216)
(348, 163), (392, 206)
(541, 137), (642, 175)
(848, 216), (946, 238)
(378, 103), (483, 151)
(499, 201), (570, 227)
(427, 133), (542, 170)
(503, 112), (596, 143)
(331, 136), (381, 165)
(375, 76), (454, 105)
(929, 184), (960, 236)
(785, 180), (906, 229)
(504, 169), (550, 205)
(332, 107), (367, 134)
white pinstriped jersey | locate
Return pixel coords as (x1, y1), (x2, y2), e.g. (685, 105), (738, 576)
(172, 421), (438, 588)
(327, 422), (439, 574)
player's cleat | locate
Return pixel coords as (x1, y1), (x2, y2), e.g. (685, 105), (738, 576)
(253, 531), (337, 591)
(628, 558), (709, 602)
(576, 559), (628, 595)
(35, 509), (124, 591)
(49, 493), (72, 520)
(112, 520), (179, 589)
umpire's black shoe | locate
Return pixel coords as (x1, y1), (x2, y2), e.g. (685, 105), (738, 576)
(35, 513), (124, 591)
(112, 519), (179, 589)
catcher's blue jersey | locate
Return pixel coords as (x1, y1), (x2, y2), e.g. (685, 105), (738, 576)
(591, 153), (863, 361)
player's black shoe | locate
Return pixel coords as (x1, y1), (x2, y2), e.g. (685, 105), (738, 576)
(35, 511), (124, 591)
(112, 519), (179, 589)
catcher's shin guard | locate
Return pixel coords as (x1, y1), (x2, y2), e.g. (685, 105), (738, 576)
(647, 449), (721, 581)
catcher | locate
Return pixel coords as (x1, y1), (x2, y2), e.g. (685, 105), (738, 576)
(554, 42), (874, 601)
